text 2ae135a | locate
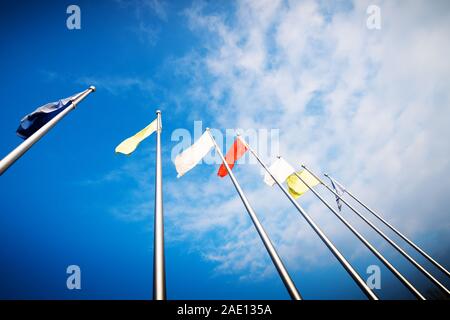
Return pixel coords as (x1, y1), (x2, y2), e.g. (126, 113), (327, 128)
(177, 304), (273, 317)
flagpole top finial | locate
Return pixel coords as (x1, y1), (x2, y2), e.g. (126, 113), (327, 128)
(301, 164), (306, 168)
(324, 173), (329, 177)
(89, 85), (96, 92)
(206, 127), (210, 131)
(156, 109), (161, 114)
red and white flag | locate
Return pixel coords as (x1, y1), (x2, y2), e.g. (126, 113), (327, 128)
(217, 137), (248, 177)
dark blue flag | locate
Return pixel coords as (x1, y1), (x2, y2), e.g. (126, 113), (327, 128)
(16, 92), (81, 139)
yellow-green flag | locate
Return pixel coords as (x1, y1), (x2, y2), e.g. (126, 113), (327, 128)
(286, 170), (320, 199)
(115, 118), (158, 155)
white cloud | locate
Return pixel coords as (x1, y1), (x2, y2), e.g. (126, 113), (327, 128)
(95, 0), (450, 286)
(168, 0), (450, 279)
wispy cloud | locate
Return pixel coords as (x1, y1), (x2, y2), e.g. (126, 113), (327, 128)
(144, 0), (169, 21)
(77, 75), (155, 95)
(93, 0), (450, 282)
(115, 0), (169, 46)
(166, 0), (450, 277)
(115, 0), (168, 21)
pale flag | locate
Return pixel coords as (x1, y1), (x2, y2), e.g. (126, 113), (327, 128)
(115, 118), (158, 155)
(263, 157), (296, 186)
(328, 176), (346, 211)
(286, 170), (320, 199)
(174, 131), (215, 178)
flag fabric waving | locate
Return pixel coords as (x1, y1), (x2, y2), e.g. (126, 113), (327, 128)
(328, 176), (346, 211)
(115, 118), (158, 155)
(174, 131), (214, 178)
(16, 91), (83, 139)
(263, 157), (296, 186)
(217, 137), (248, 177)
(286, 170), (320, 199)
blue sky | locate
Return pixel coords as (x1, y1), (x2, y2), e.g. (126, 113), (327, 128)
(0, 0), (449, 300)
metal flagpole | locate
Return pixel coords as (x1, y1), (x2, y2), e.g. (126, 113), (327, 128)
(206, 129), (302, 300)
(301, 166), (450, 296)
(153, 110), (166, 300)
(329, 174), (450, 279)
(0, 86), (96, 176)
(237, 139), (378, 300)
(292, 169), (425, 300)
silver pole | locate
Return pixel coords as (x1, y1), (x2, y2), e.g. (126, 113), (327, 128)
(334, 176), (450, 279)
(206, 129), (302, 300)
(237, 139), (378, 300)
(293, 170), (425, 300)
(153, 110), (166, 300)
(302, 167), (450, 296)
(0, 86), (96, 176)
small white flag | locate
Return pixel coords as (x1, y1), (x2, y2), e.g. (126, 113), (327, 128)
(329, 176), (346, 211)
(264, 157), (296, 186)
(174, 131), (215, 178)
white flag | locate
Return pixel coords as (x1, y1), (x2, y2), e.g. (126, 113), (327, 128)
(174, 131), (215, 178)
(329, 176), (346, 211)
(264, 157), (296, 186)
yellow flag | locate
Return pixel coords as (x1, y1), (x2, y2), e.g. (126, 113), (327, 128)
(286, 170), (320, 199)
(115, 118), (158, 155)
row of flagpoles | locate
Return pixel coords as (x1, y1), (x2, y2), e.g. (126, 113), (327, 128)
(1, 87), (449, 300)
(173, 131), (450, 300)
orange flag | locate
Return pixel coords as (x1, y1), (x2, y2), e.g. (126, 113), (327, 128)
(217, 138), (248, 177)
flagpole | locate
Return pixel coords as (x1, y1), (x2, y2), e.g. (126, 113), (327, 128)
(329, 175), (450, 279)
(206, 129), (302, 300)
(153, 110), (166, 300)
(292, 169), (425, 300)
(237, 139), (378, 300)
(301, 166), (450, 296)
(0, 86), (96, 176)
